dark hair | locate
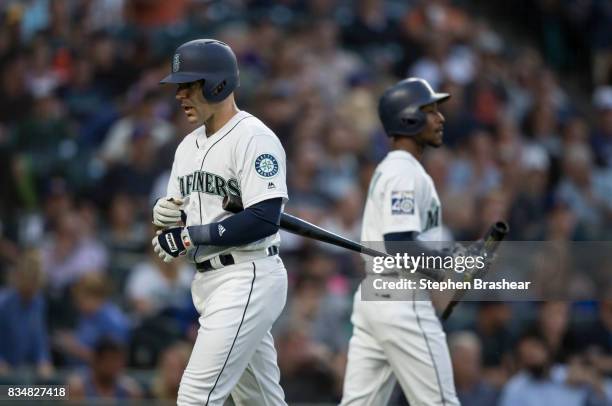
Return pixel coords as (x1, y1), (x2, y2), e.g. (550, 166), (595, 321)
(94, 337), (125, 357)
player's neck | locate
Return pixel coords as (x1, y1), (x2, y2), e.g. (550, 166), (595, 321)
(204, 100), (240, 136)
(391, 137), (424, 161)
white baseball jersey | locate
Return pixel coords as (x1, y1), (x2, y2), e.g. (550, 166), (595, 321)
(166, 110), (288, 262)
(361, 149), (442, 243)
(341, 149), (459, 406)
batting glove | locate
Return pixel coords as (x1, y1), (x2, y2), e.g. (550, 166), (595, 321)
(152, 227), (194, 262)
(153, 197), (184, 228)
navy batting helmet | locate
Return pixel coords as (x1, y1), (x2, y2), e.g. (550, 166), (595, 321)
(160, 39), (239, 103)
(378, 78), (450, 137)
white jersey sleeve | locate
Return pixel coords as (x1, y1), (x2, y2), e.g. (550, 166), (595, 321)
(166, 151), (182, 199)
(234, 133), (288, 208)
(381, 173), (425, 235)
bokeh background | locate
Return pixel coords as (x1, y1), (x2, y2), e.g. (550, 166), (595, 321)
(0, 0), (611, 405)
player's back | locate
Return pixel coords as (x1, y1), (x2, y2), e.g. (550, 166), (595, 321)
(361, 150), (441, 244)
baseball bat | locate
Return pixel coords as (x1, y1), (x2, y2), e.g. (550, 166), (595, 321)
(222, 195), (445, 282)
(440, 221), (509, 320)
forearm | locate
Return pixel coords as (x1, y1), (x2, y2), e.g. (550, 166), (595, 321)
(188, 198), (282, 246)
(384, 231), (446, 258)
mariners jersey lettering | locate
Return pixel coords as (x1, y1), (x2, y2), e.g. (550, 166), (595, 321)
(361, 150), (442, 243)
(166, 110), (288, 262)
(178, 171), (241, 198)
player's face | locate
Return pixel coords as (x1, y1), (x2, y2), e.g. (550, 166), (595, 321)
(175, 81), (213, 124)
(419, 102), (446, 147)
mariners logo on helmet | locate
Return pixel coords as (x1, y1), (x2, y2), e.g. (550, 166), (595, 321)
(172, 54), (180, 73)
(255, 154), (279, 178)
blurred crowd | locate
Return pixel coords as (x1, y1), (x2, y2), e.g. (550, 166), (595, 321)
(0, 0), (611, 404)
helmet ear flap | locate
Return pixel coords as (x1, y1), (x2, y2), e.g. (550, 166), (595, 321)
(199, 79), (206, 100)
(202, 76), (238, 103)
(397, 109), (426, 136)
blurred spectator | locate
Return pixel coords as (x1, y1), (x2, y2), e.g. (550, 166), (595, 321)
(11, 91), (75, 190)
(277, 252), (351, 398)
(125, 250), (193, 319)
(0, 249), (52, 377)
(280, 253), (351, 356)
(318, 187), (363, 251)
(59, 56), (116, 147)
(586, 0), (612, 86)
(99, 90), (173, 167)
(124, 0), (189, 29)
(475, 188), (510, 239)
(150, 341), (191, 400)
(306, 19), (364, 104)
(522, 301), (580, 363)
(81, 0), (126, 32)
(342, 0), (399, 56)
(545, 202), (578, 241)
(41, 177), (73, 231)
(53, 273), (130, 365)
(448, 130), (501, 198)
(89, 32), (140, 97)
(102, 194), (149, 291)
(40, 211), (108, 293)
(591, 86), (612, 169)
(499, 334), (608, 406)
(508, 144), (550, 240)
(576, 297), (612, 376)
(449, 331), (499, 406)
(0, 53), (32, 125)
(401, 0), (470, 46)
(101, 123), (165, 208)
(524, 101), (562, 159)
(562, 116), (589, 148)
(67, 338), (142, 400)
(472, 302), (514, 386)
(318, 120), (362, 200)
(276, 324), (337, 403)
(555, 143), (612, 237)
(287, 141), (328, 208)
(25, 35), (60, 97)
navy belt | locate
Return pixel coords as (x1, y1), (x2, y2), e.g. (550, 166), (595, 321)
(196, 246), (279, 272)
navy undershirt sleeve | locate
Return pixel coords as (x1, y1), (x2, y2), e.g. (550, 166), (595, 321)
(188, 198), (282, 246)
(384, 231), (446, 259)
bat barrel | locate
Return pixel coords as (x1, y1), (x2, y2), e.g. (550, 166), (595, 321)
(441, 220), (509, 320)
(483, 221), (509, 253)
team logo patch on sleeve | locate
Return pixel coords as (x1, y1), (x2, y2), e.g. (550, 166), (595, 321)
(391, 191), (415, 215)
(255, 153), (279, 178)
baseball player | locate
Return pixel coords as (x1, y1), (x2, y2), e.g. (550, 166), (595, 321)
(341, 78), (460, 405)
(151, 39), (288, 405)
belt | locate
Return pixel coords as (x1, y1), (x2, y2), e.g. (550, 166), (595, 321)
(196, 246), (279, 272)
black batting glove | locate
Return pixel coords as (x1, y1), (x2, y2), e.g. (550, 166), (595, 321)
(152, 227), (193, 262)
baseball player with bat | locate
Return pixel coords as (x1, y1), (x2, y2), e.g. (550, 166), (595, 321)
(341, 78), (464, 406)
(151, 39), (289, 405)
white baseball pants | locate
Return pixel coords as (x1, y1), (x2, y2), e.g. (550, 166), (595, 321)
(341, 286), (459, 406)
(178, 255), (287, 406)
